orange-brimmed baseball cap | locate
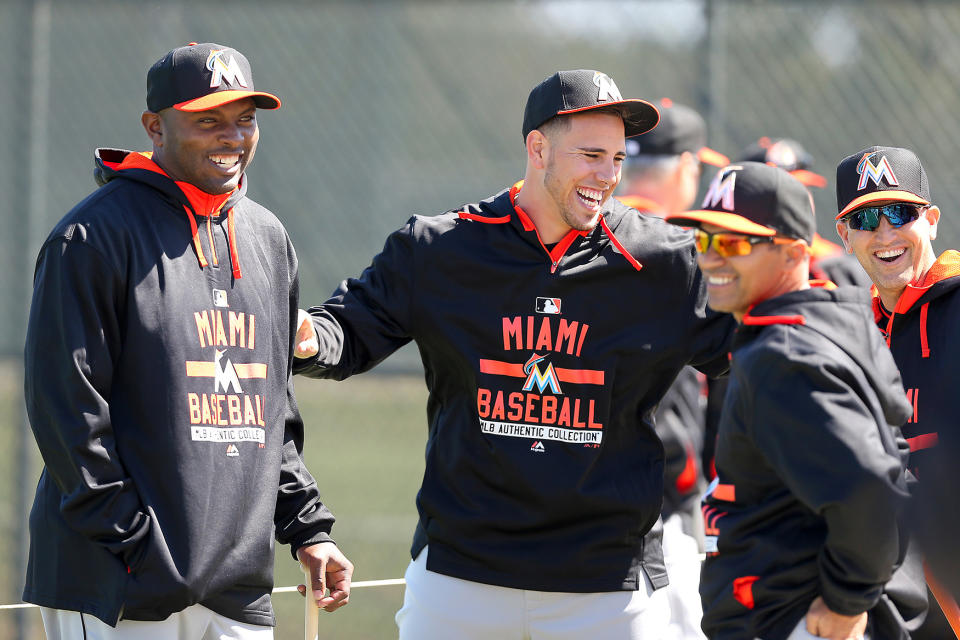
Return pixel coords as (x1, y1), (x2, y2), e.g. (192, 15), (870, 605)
(146, 42), (281, 113)
(522, 70), (659, 140)
(835, 146), (930, 220)
(666, 162), (815, 243)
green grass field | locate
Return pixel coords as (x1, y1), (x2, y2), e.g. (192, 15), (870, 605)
(272, 373), (428, 640)
(0, 369), (428, 640)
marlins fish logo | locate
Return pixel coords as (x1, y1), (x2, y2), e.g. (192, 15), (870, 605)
(521, 353), (563, 394)
(593, 72), (622, 103)
(702, 165), (742, 211)
(856, 153), (899, 191)
(207, 49), (248, 88)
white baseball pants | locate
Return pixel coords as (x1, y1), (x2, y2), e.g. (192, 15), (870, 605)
(396, 546), (670, 639)
(40, 603), (272, 640)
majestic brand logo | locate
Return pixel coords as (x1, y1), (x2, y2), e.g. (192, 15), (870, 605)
(207, 49), (248, 88)
(536, 297), (561, 315)
(530, 440), (545, 453)
(226, 444), (240, 457)
(522, 354), (563, 394)
(856, 154), (899, 191)
(702, 166), (741, 211)
(593, 72), (622, 103)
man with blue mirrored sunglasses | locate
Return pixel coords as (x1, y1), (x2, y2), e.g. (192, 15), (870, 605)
(836, 145), (960, 639)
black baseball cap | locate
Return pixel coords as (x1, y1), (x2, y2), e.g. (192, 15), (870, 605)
(522, 69), (659, 140)
(147, 42), (281, 113)
(835, 145), (930, 220)
(625, 98), (728, 167)
(738, 137), (827, 188)
(666, 161), (815, 243)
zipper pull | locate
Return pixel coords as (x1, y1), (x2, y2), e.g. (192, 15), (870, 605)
(551, 261), (558, 274)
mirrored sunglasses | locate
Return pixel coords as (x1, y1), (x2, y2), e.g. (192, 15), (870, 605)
(693, 228), (796, 258)
(843, 203), (924, 232)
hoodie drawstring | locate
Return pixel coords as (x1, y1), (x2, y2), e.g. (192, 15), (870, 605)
(227, 208), (242, 279)
(183, 205), (243, 279)
(920, 302), (930, 358)
(184, 206), (209, 269)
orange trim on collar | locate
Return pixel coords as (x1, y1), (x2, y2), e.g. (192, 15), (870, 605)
(892, 250), (960, 315)
(116, 151), (234, 217)
(509, 180), (589, 272)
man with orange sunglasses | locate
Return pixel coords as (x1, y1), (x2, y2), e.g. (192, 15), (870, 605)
(667, 162), (924, 640)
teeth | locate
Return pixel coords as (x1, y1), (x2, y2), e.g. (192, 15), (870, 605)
(708, 275), (734, 285)
(211, 154), (240, 167)
(576, 187), (603, 202)
(875, 248), (905, 259)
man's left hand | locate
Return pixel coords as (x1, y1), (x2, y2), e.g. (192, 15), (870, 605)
(296, 541), (354, 612)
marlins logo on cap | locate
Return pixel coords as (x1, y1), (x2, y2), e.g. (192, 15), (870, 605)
(666, 162), (815, 243)
(146, 42), (281, 113)
(521, 69), (660, 140)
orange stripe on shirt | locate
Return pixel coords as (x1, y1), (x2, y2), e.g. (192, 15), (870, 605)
(478, 359), (604, 385)
(907, 432), (938, 452)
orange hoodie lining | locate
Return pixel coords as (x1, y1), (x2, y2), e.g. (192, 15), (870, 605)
(873, 250), (960, 351)
(114, 151), (241, 278)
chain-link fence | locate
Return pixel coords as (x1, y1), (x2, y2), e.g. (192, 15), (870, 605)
(2, 0), (959, 637)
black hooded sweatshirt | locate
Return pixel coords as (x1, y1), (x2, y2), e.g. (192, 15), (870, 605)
(22, 149), (335, 626)
(296, 181), (735, 594)
(872, 250), (960, 480)
(700, 284), (925, 640)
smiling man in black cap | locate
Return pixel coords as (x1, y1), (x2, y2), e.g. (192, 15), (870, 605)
(835, 145), (960, 640)
(668, 162), (924, 640)
(22, 43), (352, 639)
(293, 69), (735, 638)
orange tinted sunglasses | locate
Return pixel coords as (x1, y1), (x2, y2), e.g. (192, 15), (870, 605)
(694, 228), (796, 257)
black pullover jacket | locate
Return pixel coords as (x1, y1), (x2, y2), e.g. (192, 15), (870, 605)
(22, 149), (335, 626)
(700, 284), (926, 640)
(296, 182), (734, 593)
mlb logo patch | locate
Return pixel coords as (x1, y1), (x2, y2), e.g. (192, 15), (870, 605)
(536, 297), (561, 314)
(213, 289), (229, 308)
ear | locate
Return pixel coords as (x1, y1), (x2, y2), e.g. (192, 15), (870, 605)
(835, 221), (852, 253)
(526, 130), (548, 170)
(784, 240), (809, 267)
(925, 205), (941, 241)
(141, 111), (164, 146)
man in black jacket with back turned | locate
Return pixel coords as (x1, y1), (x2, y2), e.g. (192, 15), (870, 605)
(667, 162), (925, 640)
